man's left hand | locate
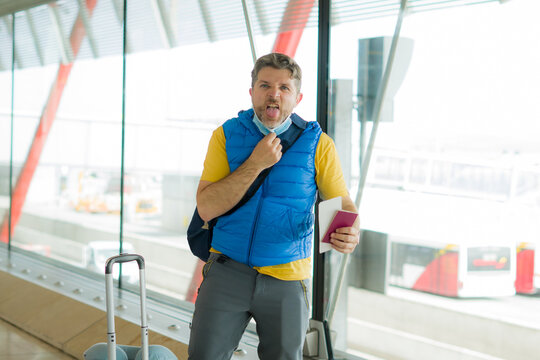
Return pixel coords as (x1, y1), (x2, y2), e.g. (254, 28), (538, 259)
(330, 226), (360, 254)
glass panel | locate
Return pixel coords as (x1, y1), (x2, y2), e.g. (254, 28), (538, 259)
(327, 0), (540, 358)
(0, 15), (13, 248)
(123, 0), (255, 299)
(10, 1), (124, 278)
(11, 7), (59, 258)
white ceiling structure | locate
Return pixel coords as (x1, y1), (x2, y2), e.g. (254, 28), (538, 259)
(0, 0), (501, 71)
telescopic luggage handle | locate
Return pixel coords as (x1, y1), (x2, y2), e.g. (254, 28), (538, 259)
(105, 254), (145, 274)
(105, 254), (148, 360)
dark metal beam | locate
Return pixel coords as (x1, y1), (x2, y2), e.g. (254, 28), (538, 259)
(313, 0), (330, 323)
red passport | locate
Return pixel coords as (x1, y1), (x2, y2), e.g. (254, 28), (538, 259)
(322, 210), (358, 243)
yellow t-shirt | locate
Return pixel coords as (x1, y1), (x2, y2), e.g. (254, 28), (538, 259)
(201, 124), (349, 280)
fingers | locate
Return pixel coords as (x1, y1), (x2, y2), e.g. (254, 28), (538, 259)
(248, 132), (282, 170)
(265, 133), (282, 162)
(330, 227), (360, 254)
(265, 132), (277, 140)
(266, 132), (283, 153)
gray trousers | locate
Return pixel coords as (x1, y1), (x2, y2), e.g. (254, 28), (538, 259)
(188, 253), (310, 360)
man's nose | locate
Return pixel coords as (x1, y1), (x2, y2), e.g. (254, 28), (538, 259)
(267, 88), (280, 98)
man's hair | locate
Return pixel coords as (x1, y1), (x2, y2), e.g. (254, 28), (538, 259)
(251, 53), (302, 93)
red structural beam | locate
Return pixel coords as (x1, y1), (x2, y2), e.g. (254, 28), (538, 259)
(272, 0), (315, 57)
(185, 0), (316, 304)
(1, 0), (98, 243)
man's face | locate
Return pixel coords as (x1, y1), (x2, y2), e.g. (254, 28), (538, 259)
(250, 67), (303, 129)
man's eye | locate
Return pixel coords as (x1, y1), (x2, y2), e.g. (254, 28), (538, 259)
(281, 86), (290, 91)
(260, 84), (269, 88)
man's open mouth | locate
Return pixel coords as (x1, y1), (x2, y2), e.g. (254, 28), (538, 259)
(266, 104), (280, 118)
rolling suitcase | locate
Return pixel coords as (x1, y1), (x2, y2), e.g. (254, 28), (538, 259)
(84, 253), (177, 360)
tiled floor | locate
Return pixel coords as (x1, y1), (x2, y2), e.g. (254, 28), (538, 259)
(0, 318), (75, 359)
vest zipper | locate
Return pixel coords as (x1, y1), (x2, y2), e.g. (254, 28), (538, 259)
(247, 184), (265, 267)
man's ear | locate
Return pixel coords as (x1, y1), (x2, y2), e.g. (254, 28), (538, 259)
(249, 88), (252, 96)
(296, 92), (303, 105)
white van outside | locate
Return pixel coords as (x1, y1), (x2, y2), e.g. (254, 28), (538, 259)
(84, 241), (138, 283)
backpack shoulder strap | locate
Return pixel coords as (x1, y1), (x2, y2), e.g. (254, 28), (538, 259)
(224, 121), (304, 216)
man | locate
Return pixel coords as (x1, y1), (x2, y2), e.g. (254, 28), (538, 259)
(188, 53), (359, 360)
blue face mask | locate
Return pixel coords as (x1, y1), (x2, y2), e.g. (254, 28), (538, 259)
(252, 112), (292, 136)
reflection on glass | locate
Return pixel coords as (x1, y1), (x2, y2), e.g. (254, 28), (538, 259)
(1, 0), (320, 306)
(11, 10), (58, 257)
(123, 1), (256, 298)
(3, 0), (539, 357)
(9, 2), (124, 278)
(328, 1), (540, 358)
(0, 15), (13, 248)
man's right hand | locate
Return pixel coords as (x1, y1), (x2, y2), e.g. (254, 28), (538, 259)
(197, 133), (283, 221)
(247, 133), (283, 170)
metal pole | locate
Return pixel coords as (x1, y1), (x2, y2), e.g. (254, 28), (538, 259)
(313, 0), (331, 324)
(241, 0), (257, 63)
(326, 0), (409, 328)
(139, 268), (149, 360)
(7, 13), (15, 250)
(356, 0), (409, 207)
(105, 273), (117, 360)
(119, 0), (127, 287)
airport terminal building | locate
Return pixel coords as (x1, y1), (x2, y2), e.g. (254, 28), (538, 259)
(0, 0), (539, 359)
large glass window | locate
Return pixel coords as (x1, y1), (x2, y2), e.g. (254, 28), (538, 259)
(0, 14), (13, 247)
(8, 1), (125, 274)
(3, 1), (540, 358)
(326, 0), (540, 358)
(122, 0), (256, 299)
(0, 0), (320, 305)
(11, 8), (60, 257)
(118, 0), (320, 301)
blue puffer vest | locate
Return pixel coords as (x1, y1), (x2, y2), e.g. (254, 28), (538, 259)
(211, 109), (322, 267)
